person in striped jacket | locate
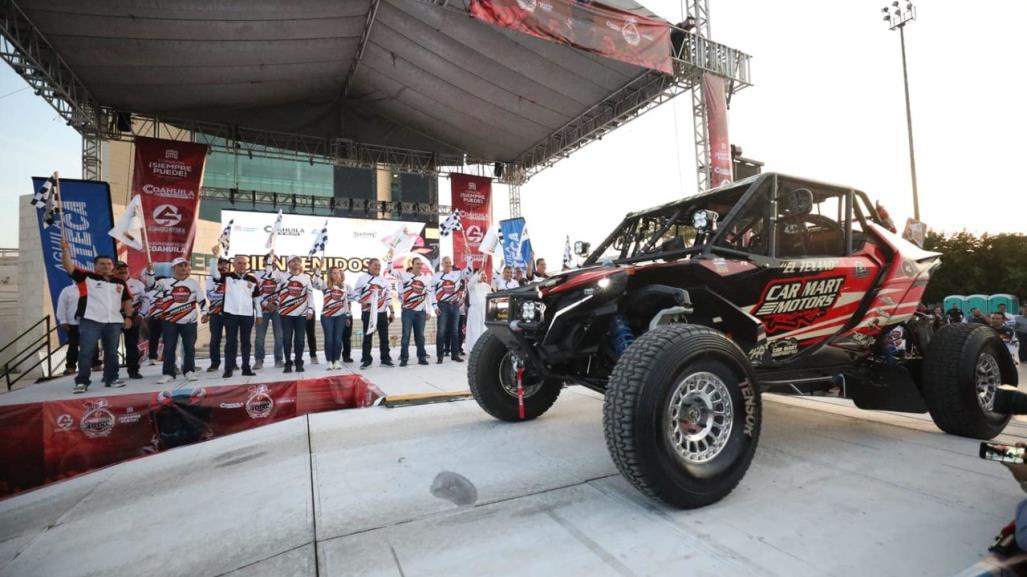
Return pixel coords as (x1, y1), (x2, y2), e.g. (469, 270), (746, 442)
(432, 256), (473, 364)
(144, 257), (207, 384)
(393, 258), (433, 367)
(313, 267), (353, 369)
(352, 258), (394, 369)
(265, 252), (315, 373)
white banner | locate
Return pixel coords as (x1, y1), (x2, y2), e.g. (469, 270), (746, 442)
(221, 210), (428, 274)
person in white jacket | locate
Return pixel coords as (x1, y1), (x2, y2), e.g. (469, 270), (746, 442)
(465, 269), (492, 352)
(56, 282), (97, 375)
(211, 245), (262, 378)
(352, 258), (394, 368)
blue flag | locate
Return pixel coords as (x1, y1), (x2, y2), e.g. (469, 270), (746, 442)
(499, 217), (533, 271)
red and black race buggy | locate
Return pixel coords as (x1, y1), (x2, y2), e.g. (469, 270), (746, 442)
(469, 173), (1020, 509)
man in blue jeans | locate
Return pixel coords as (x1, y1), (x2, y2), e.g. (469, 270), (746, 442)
(254, 262), (284, 370)
(431, 256), (471, 364)
(203, 257), (230, 372)
(60, 239), (134, 393)
(394, 260), (433, 366)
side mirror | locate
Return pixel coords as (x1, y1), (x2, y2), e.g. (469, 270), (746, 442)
(574, 241), (591, 257)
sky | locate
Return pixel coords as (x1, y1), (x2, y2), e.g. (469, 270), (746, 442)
(2, 0), (1025, 265)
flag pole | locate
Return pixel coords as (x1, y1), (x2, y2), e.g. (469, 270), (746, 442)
(53, 171), (68, 244)
(137, 196), (153, 264)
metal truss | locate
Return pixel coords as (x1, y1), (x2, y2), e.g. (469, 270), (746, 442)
(508, 184), (521, 217)
(201, 186), (446, 220)
(2, 0), (750, 191)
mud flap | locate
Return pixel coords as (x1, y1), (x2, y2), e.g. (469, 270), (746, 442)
(848, 364), (928, 413)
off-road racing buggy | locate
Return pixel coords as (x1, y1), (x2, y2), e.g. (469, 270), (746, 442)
(468, 173), (1019, 509)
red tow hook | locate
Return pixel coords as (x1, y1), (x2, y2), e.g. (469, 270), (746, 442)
(516, 365), (526, 420)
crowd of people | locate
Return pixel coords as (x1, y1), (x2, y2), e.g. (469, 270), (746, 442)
(58, 235), (553, 393)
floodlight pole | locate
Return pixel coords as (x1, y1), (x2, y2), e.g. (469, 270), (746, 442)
(884, 2), (920, 221)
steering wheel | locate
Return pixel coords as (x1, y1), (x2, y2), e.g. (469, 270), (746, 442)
(777, 213), (843, 254)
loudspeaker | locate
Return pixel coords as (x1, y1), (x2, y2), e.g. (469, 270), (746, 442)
(494, 162), (504, 179)
(115, 111), (132, 133)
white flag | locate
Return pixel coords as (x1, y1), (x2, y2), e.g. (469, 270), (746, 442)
(479, 224), (502, 255)
(109, 195), (145, 251)
(381, 226), (415, 256)
(265, 210), (283, 250)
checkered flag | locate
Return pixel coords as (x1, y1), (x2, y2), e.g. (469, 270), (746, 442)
(308, 221), (328, 256)
(440, 211), (462, 237)
(563, 235), (573, 270)
(218, 220), (233, 255)
(31, 173), (60, 228)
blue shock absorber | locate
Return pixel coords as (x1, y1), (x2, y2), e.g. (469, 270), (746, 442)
(609, 315), (635, 358)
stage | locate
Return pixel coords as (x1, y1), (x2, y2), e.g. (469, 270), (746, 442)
(0, 348), (482, 497)
(2, 368), (1027, 577)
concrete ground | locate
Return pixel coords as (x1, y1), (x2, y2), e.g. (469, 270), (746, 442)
(1, 362), (1025, 577)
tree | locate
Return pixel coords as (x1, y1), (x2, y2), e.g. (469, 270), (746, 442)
(922, 231), (1027, 304)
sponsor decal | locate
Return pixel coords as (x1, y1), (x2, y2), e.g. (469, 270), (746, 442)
(747, 342), (768, 364)
(245, 385), (274, 419)
(219, 402), (244, 409)
(770, 338), (799, 358)
(901, 260), (916, 277)
(172, 285), (191, 304)
(55, 413), (74, 432)
(80, 400), (116, 439)
(781, 259), (838, 275)
(740, 380), (758, 437)
(516, 0), (537, 11)
(854, 260), (869, 278)
(850, 332), (876, 348)
(754, 276), (845, 334)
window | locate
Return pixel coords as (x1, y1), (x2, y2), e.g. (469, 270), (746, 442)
(774, 184), (850, 258)
(715, 181), (770, 256)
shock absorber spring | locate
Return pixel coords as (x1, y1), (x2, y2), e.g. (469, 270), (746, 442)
(609, 315), (635, 358)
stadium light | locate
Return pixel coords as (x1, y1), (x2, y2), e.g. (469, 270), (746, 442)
(881, 1), (920, 221)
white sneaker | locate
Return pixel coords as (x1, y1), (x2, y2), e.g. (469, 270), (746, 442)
(185, 372), (199, 382)
(148, 359), (156, 366)
(334, 361), (342, 370)
(157, 374), (174, 385)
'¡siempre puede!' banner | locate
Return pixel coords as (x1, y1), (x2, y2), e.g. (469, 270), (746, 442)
(702, 73), (733, 189)
(450, 173), (492, 279)
(126, 137), (208, 277)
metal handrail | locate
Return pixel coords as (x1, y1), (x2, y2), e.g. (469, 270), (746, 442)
(1, 315), (62, 392)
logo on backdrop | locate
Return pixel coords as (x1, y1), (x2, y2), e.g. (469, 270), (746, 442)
(153, 204), (182, 227)
(55, 413), (74, 432)
(621, 18), (641, 46)
(80, 400), (116, 439)
(245, 385), (274, 419)
(464, 225), (484, 244)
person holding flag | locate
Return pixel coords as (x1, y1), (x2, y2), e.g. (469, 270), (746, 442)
(393, 257), (433, 366)
(352, 258), (394, 368)
(145, 257), (206, 384)
(113, 260), (147, 379)
(202, 256), (230, 373)
(265, 252), (315, 373)
(60, 239), (134, 393)
(211, 244), (261, 378)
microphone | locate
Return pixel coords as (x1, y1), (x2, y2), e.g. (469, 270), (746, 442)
(992, 388), (1027, 415)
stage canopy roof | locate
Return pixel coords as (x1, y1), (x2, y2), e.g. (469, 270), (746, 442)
(2, 0), (751, 182)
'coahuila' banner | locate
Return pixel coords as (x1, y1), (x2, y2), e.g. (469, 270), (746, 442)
(450, 174), (492, 279)
(127, 137), (207, 277)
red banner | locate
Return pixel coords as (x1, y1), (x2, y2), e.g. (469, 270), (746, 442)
(451, 174), (493, 279)
(702, 73), (733, 189)
(469, 0), (672, 75)
(127, 136), (208, 277)
(0, 375), (383, 498)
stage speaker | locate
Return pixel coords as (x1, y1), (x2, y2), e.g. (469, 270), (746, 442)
(494, 162), (504, 179)
(115, 111), (132, 133)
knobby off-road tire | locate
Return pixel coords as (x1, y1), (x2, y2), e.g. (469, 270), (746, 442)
(603, 324), (762, 509)
(468, 331), (562, 422)
(922, 323), (1011, 439)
